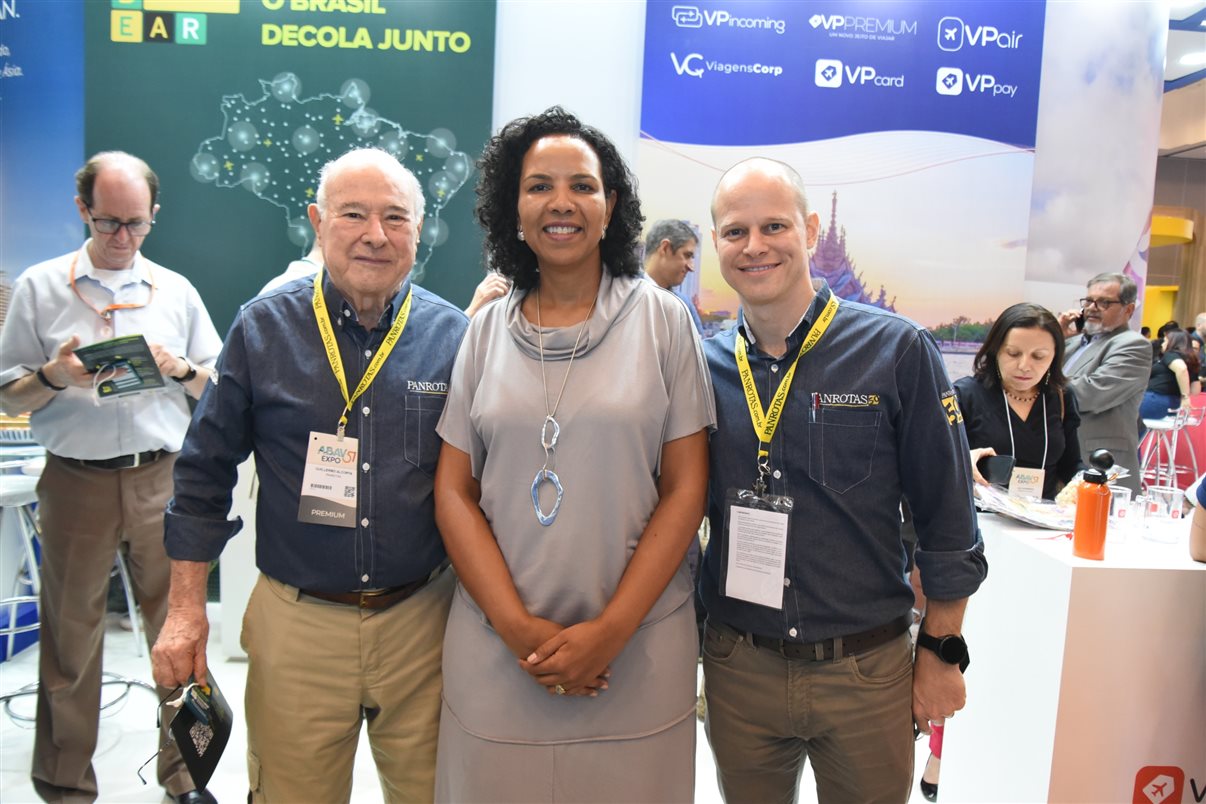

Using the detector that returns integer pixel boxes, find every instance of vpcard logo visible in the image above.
[937,15,1024,51]
[671,52,704,78]
[671,5,703,28]
[815,59,842,88]
[1134,766,1184,804]
[936,67,962,95]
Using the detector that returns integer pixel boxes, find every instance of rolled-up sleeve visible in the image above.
[895,330,988,600]
[165,310,253,561]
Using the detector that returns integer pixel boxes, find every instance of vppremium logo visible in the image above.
[808,12,916,39]
[673,5,786,34]
[671,5,703,28]
[938,15,1024,51]
[1134,766,1185,804]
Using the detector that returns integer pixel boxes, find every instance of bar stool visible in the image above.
[0,474,41,662]
[1140,406,1193,490]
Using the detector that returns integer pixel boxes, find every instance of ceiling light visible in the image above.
[1180,50,1206,66]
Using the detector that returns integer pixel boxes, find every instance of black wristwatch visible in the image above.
[917,626,970,673]
[172,357,197,384]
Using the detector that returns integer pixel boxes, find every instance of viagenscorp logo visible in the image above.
[673,5,785,34]
[935,67,1017,97]
[808,12,915,42]
[671,52,783,79]
[937,16,1024,51]
[815,58,903,89]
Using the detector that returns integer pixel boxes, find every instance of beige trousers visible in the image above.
[241,567,454,803]
[703,622,915,804]
[32,453,193,802]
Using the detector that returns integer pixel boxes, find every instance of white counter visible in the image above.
[940,513,1206,802]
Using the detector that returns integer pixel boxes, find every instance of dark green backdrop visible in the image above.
[85,0,496,332]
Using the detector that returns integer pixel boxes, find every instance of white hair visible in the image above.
[314,148,425,220]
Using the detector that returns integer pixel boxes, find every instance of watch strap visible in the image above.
[172,357,197,384]
[36,367,66,392]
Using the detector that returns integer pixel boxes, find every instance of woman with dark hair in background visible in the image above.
[919,302,1081,801]
[432,107,713,802]
[1140,328,1201,428]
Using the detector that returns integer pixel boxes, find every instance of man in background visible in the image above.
[1058,272,1150,492]
[0,151,221,803]
[643,218,704,334]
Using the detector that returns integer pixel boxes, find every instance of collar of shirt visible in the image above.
[737,279,831,353]
[325,274,411,333]
[71,240,153,288]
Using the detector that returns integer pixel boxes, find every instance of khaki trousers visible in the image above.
[703,622,915,804]
[32,453,193,803]
[241,566,454,803]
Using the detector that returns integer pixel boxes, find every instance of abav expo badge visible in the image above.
[297,432,357,527]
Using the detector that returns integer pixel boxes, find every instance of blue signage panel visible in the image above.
[642,0,1047,148]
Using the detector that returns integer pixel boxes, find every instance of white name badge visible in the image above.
[1008,466,1045,500]
[297,431,358,527]
[724,501,790,610]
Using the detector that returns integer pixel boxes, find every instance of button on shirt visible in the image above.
[165,275,468,593]
[0,243,222,460]
[700,281,987,642]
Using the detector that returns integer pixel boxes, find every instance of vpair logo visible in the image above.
[671,5,703,28]
[1134,767,1186,804]
[815,58,842,88]
[937,15,1024,52]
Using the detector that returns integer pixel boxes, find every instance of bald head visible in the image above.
[75,151,159,210]
[315,148,425,221]
[711,157,810,223]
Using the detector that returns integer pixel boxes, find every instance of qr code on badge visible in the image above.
[344,486,355,499]
[189,722,214,757]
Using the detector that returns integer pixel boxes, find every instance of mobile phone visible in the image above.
[1074,312,1085,332]
[977,454,1016,486]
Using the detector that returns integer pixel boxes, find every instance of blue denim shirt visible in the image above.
[165,274,468,592]
[700,281,986,641]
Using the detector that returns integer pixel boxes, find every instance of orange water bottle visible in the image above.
[1073,449,1113,560]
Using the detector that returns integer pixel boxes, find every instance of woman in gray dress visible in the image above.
[433,107,714,802]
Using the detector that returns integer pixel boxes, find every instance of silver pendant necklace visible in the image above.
[531,288,596,526]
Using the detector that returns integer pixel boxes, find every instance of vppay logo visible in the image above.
[671,5,703,28]
[1133,766,1184,804]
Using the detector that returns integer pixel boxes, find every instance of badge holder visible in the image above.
[719,457,795,609]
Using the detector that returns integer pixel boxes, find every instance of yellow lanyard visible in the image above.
[312,266,412,438]
[735,293,839,469]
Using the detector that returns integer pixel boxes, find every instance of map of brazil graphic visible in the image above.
[190,72,472,282]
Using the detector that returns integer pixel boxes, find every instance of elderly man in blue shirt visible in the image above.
[151,148,468,802]
[698,158,987,804]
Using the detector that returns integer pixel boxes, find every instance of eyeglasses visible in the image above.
[88,209,154,237]
[1079,297,1124,310]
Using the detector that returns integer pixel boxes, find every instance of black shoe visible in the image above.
[174,790,217,804]
[919,778,938,802]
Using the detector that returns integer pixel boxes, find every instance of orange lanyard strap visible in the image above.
[68,250,156,321]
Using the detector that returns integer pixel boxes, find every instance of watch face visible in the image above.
[938,635,968,664]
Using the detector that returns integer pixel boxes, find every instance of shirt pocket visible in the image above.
[807,407,881,493]
[404,392,446,476]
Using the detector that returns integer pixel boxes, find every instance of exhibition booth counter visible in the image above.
[941,513,1205,803]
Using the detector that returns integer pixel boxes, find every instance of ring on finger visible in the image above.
[555,684,566,696]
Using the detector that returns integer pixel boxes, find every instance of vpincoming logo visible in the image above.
[671,5,703,28]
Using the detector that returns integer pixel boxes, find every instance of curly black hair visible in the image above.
[475,106,644,291]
